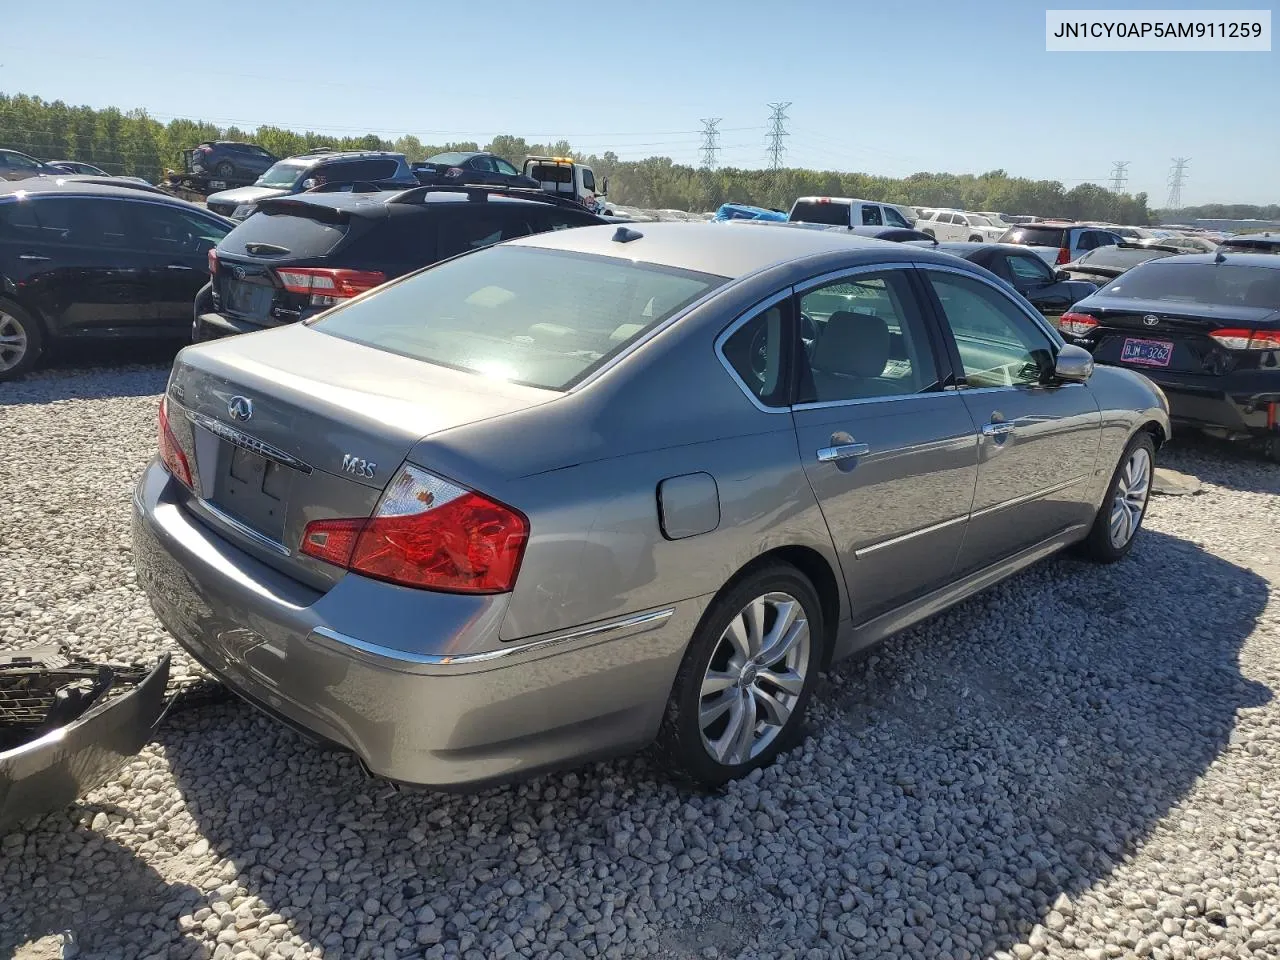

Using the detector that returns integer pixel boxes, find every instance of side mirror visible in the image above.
[1053,343,1094,383]
[301,178,318,190]
[1054,269,1070,281]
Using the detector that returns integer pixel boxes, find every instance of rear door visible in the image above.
[126,200,230,327]
[920,266,1101,573]
[790,265,978,623]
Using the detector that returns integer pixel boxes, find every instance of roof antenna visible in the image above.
[612,226,643,243]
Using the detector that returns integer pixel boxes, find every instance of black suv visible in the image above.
[186,141,280,182]
[195,186,606,341]
[205,150,420,220]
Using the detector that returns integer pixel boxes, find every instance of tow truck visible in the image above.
[522,156,613,216]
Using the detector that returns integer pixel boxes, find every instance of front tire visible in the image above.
[1080,432,1155,562]
[656,563,824,786]
[0,299,45,382]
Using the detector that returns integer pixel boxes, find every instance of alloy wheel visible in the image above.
[1109,446,1152,548]
[698,591,811,765]
[0,311,28,372]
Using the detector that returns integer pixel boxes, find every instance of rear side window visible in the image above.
[0,199,42,238]
[317,159,400,184]
[220,207,349,258]
[18,197,130,247]
[1105,262,1280,308]
[722,303,789,407]
[861,205,883,226]
[790,201,852,226]
[311,245,724,390]
[435,208,536,259]
[1001,226,1066,248]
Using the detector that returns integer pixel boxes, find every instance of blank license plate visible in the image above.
[1120,338,1173,367]
[228,283,270,314]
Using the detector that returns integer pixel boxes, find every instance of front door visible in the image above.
[919,267,1102,575]
[790,266,978,624]
[125,201,229,329]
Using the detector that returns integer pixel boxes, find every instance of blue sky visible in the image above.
[3,0,1275,204]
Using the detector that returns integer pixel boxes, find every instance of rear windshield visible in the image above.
[527,164,573,184]
[218,205,348,258]
[311,245,725,390]
[1104,262,1280,309]
[789,201,852,226]
[1077,247,1169,269]
[255,161,309,188]
[1000,226,1067,247]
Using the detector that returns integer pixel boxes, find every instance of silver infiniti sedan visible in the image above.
[132,222,1170,788]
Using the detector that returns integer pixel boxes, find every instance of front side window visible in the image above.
[312,245,724,390]
[2,151,42,171]
[861,205,883,226]
[495,159,519,176]
[581,169,596,191]
[130,203,229,253]
[1007,255,1054,284]
[884,207,911,228]
[722,302,789,407]
[797,270,939,403]
[926,270,1056,388]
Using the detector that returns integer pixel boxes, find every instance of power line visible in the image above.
[766,102,792,170]
[1109,160,1130,193]
[1167,157,1190,211]
[699,118,721,170]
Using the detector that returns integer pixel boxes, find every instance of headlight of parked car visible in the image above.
[232,204,256,219]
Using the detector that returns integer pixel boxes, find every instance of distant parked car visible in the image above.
[1137,235,1219,254]
[1218,232,1280,255]
[194,185,605,341]
[1061,243,1185,285]
[1002,214,1042,225]
[788,196,915,229]
[412,152,541,190]
[998,222,1125,265]
[205,151,421,220]
[0,149,60,181]
[0,178,232,380]
[44,159,111,176]
[186,141,279,183]
[916,210,1006,243]
[134,222,1169,792]
[1061,253,1280,458]
[933,242,1097,321]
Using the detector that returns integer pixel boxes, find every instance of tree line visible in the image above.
[5,91,1267,226]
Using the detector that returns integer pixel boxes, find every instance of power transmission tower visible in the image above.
[1108,160,1130,193]
[699,118,722,169]
[1166,157,1190,213]
[766,102,792,170]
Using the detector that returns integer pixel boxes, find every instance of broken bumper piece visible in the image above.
[0,646,171,833]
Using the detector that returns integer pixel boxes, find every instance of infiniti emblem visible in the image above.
[233,265,246,280]
[1143,315,1160,327]
[227,396,253,422]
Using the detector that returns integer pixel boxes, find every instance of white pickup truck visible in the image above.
[788,196,915,230]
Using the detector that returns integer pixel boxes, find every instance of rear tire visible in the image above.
[0,299,45,382]
[1080,432,1155,563]
[214,161,235,178]
[655,563,824,786]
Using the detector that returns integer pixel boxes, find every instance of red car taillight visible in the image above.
[275,267,386,307]
[207,247,218,276]
[1059,312,1099,336]
[1209,328,1280,350]
[157,396,192,488]
[1056,247,1071,265]
[300,465,529,594]
[197,146,213,155]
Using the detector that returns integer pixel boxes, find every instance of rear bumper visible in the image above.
[131,461,703,789]
[1106,366,1280,436]
[193,311,277,342]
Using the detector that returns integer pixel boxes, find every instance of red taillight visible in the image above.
[300,465,529,594]
[275,267,386,301]
[207,247,218,276]
[197,146,212,154]
[157,396,192,488]
[1056,247,1071,265]
[1059,312,1099,336]
[1209,328,1280,351]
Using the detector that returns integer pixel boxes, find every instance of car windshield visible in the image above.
[789,201,852,226]
[1104,262,1280,308]
[254,161,309,188]
[311,245,726,390]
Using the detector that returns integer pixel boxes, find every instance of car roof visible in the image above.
[1137,252,1280,269]
[261,188,585,218]
[0,176,197,205]
[508,221,966,279]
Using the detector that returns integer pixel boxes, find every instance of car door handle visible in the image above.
[981,422,1015,437]
[17,253,51,262]
[816,442,870,463]
[166,263,195,271]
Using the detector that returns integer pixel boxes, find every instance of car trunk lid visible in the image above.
[166,323,557,587]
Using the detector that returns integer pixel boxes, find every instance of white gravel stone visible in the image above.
[3,362,1280,960]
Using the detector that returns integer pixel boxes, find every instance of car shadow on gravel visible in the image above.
[4,344,175,406]
[44,527,1269,960]
[1158,434,1280,496]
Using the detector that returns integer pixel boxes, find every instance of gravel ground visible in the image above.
[2,360,1279,960]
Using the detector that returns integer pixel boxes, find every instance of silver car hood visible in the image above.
[205,185,289,206]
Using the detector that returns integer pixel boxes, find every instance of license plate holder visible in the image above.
[228,282,270,315]
[211,445,290,543]
[1120,337,1174,367]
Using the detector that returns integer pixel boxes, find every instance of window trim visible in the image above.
[713,289,795,415]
